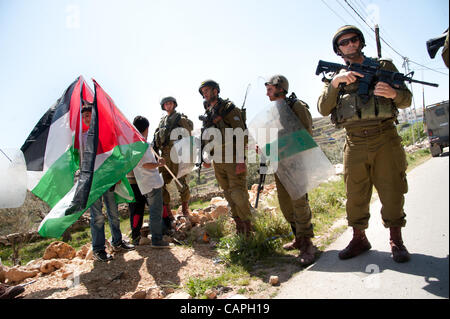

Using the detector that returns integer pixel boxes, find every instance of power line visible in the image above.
[342,0,447,76]
[407,59,449,76]
[351,0,367,16]
[320,0,347,24]
[333,0,384,55]
[349,0,398,46]
[336,0,374,39]
[323,0,396,62]
[343,0,406,59]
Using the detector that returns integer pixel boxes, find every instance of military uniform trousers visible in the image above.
[212,162,252,221]
[343,127,408,230]
[274,174,314,238]
[160,149,190,205]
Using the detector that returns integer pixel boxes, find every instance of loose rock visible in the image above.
[43,241,76,260]
[40,259,64,274]
[5,266,39,283]
[269,275,279,286]
[205,288,217,299]
[165,291,192,299]
[132,290,147,299]
[146,287,165,299]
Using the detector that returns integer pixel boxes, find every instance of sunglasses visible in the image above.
[338,35,360,47]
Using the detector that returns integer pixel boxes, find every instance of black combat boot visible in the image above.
[297,237,317,266]
[390,227,410,263]
[233,217,245,234]
[339,228,372,260]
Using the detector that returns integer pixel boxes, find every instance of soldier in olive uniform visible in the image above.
[317,25,412,263]
[153,96,193,218]
[442,30,449,68]
[198,80,253,235]
[265,75,317,266]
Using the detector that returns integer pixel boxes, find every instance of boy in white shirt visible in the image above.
[132,116,172,248]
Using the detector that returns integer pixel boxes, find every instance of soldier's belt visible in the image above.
[347,124,395,138]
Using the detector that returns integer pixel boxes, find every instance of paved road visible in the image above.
[276,153,449,299]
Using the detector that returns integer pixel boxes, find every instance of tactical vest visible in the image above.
[201,98,241,158]
[330,58,399,127]
[208,98,237,130]
[155,112,191,147]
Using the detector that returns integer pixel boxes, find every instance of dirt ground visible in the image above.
[19,243,298,299]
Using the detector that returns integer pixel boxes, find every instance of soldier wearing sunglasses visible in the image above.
[317,25,412,263]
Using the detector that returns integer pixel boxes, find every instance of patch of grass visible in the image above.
[237,288,247,294]
[212,177,348,270]
[406,148,431,170]
[309,178,347,236]
[215,210,291,268]
[204,216,233,240]
[185,264,248,298]
[398,122,427,146]
[186,276,223,299]
[189,199,211,210]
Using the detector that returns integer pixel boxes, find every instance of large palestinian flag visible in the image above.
[21,76,148,238]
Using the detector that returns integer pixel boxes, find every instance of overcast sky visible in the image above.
[0,0,448,149]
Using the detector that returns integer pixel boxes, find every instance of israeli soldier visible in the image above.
[153,96,193,218]
[442,30,449,68]
[198,80,253,235]
[317,25,412,263]
[265,75,317,266]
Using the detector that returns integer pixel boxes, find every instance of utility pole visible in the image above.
[375,25,382,59]
[402,57,418,144]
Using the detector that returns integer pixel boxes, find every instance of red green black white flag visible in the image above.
[21,76,147,238]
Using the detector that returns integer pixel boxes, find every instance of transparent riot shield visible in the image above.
[0,148,27,208]
[170,136,199,178]
[248,100,335,200]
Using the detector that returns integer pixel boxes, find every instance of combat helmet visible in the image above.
[199,80,220,96]
[332,25,366,55]
[265,75,289,93]
[160,96,177,110]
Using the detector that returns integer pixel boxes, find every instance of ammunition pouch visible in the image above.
[155,113,183,147]
[332,92,398,127]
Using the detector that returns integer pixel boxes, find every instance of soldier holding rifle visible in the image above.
[317,25,413,263]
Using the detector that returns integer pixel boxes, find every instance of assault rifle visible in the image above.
[196,111,215,183]
[426,31,448,59]
[254,160,266,209]
[315,59,439,104]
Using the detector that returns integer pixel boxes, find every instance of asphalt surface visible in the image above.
[276,152,449,299]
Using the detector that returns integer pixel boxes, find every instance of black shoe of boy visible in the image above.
[112,240,135,252]
[93,250,113,262]
[132,236,141,246]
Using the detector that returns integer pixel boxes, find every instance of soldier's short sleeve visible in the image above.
[224,107,246,130]
[379,60,412,109]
